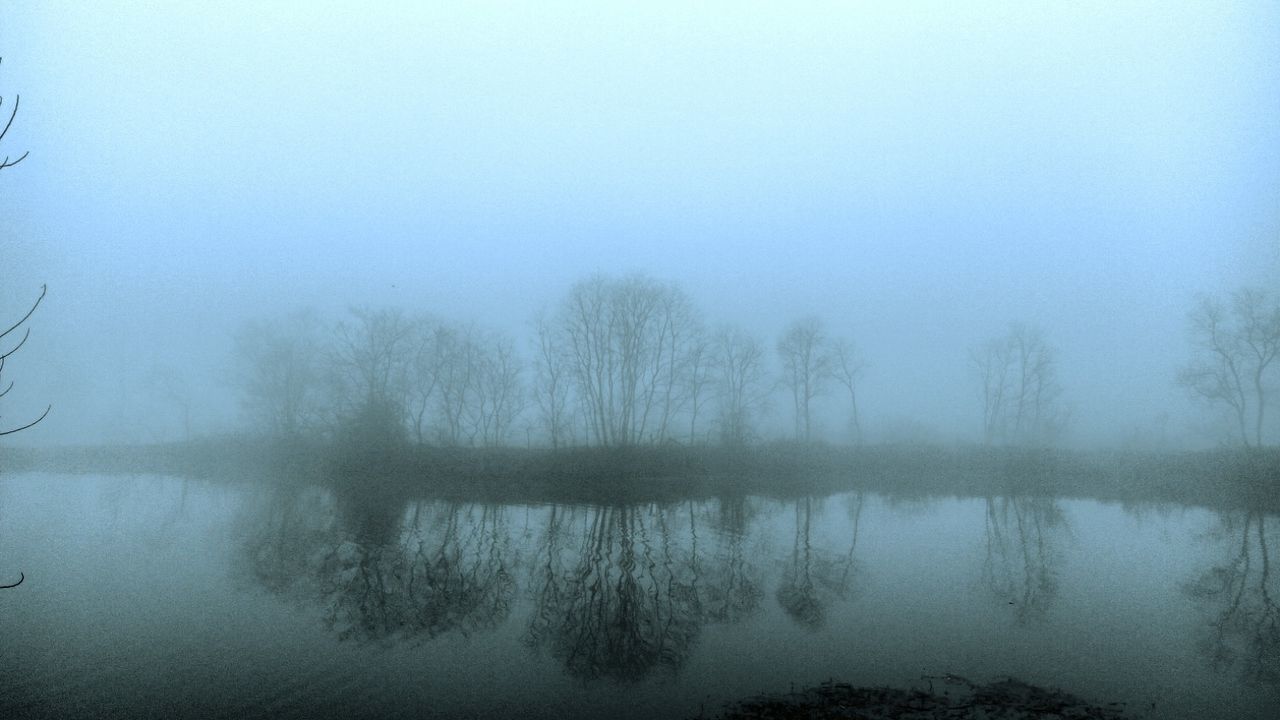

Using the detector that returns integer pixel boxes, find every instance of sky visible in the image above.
[1,1,1278,446]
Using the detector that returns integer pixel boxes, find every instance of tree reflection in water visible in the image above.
[523,504,703,681]
[775,494,865,630]
[1184,511,1279,684]
[701,496,764,624]
[981,495,1065,623]
[242,486,516,643]
[245,491,893,679]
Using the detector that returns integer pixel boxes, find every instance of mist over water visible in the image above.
[1,473,1277,719]
[3,2,1280,718]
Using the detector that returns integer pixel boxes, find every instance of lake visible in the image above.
[1,472,1277,718]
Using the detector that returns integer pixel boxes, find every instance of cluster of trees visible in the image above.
[231,275,1278,451]
[1178,288,1280,448]
[234,308,526,448]
[233,274,868,449]
[969,324,1066,446]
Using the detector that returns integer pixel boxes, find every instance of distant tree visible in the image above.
[557,273,701,446]
[465,331,524,447]
[713,324,769,445]
[1178,289,1280,447]
[0,285,49,437]
[532,313,571,447]
[405,316,442,445]
[971,335,1011,445]
[830,337,868,445]
[233,310,324,438]
[327,307,417,445]
[777,316,832,442]
[682,329,714,444]
[430,323,479,446]
[970,323,1064,445]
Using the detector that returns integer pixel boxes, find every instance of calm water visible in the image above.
[1,472,1277,719]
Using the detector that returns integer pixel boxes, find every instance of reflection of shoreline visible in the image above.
[1185,511,1280,684]
[19,442,1280,512]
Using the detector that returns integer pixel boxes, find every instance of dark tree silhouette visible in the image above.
[1178,290,1280,447]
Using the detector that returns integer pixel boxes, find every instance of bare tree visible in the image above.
[713,324,769,445]
[466,332,524,447]
[971,336,1012,445]
[682,330,714,444]
[830,337,868,445]
[0,285,50,436]
[557,274,700,446]
[971,323,1064,445]
[432,323,479,446]
[234,310,324,438]
[777,316,832,442]
[327,307,417,444]
[1179,289,1280,447]
[405,316,442,445]
[532,314,571,448]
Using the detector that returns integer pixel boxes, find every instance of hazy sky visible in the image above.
[2,1,1278,445]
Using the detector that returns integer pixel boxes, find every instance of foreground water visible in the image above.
[0,472,1276,719]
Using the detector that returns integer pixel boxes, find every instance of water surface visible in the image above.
[1,473,1276,718]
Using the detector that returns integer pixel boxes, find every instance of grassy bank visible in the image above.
[5,438,1278,512]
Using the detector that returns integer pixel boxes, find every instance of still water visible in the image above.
[1,472,1277,719]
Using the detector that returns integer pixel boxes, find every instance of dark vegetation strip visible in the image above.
[5,439,1278,513]
[699,676,1132,719]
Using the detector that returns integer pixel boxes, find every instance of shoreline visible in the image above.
[3,440,1277,512]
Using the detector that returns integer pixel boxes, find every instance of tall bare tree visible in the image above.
[532,314,571,447]
[557,273,700,446]
[405,316,443,445]
[971,323,1064,445]
[830,337,868,445]
[466,332,524,447]
[777,316,832,442]
[327,307,417,444]
[431,323,479,446]
[1179,289,1280,447]
[713,324,769,445]
[682,330,714,444]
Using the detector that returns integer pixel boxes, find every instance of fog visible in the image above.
[2,5,1280,718]
[1,1,1276,449]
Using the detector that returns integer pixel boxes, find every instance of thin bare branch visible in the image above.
[0,284,46,342]
[0,403,51,436]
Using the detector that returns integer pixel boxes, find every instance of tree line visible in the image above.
[232,273,870,449]
[231,274,1279,450]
